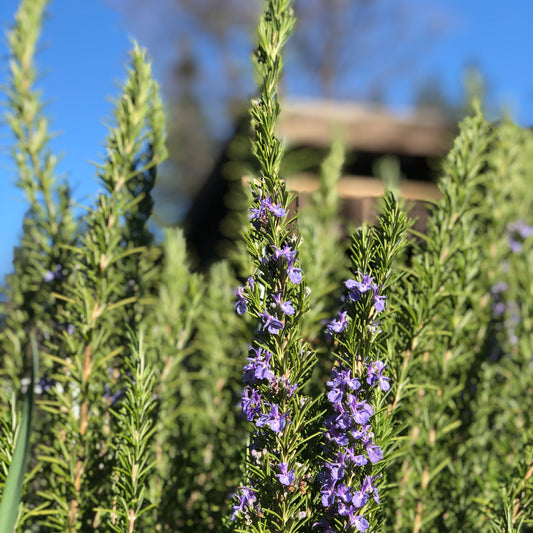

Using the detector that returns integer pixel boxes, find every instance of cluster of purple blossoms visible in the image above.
[317,271,390,532]
[316,364,388,531]
[240,345,297,433]
[249,195,287,228]
[326,272,386,336]
[489,281,521,358]
[234,246,302,337]
[233,338,299,520]
[232,194,305,522]
[231,486,259,522]
[270,244,303,285]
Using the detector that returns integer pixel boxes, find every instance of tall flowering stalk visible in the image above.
[231,1,321,531]
[315,193,408,532]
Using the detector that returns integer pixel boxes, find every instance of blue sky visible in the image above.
[1,0,532,282]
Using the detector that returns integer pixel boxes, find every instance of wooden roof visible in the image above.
[277,98,456,156]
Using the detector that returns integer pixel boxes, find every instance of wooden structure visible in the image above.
[185,99,457,265]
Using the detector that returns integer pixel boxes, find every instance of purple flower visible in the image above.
[327,387,344,404]
[44,264,63,282]
[345,394,374,425]
[235,286,248,315]
[268,201,287,218]
[37,374,54,393]
[277,375,298,397]
[366,443,383,464]
[338,503,369,531]
[352,489,368,509]
[351,424,372,443]
[491,281,508,294]
[373,288,387,313]
[345,280,361,302]
[260,311,284,334]
[273,292,295,315]
[346,273,374,294]
[276,462,296,486]
[361,474,380,504]
[103,384,125,405]
[256,403,287,433]
[508,220,533,239]
[366,360,390,392]
[327,368,361,392]
[324,425,349,447]
[249,196,287,226]
[326,310,349,334]
[353,515,370,532]
[243,347,275,384]
[345,445,368,466]
[327,452,347,480]
[231,486,257,521]
[335,483,353,503]
[287,265,302,284]
[507,220,533,253]
[320,482,336,507]
[241,387,262,421]
[272,244,297,264]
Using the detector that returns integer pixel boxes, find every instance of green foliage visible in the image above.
[107,334,157,531]
[0,1,532,532]
[299,140,349,340]
[0,0,75,391]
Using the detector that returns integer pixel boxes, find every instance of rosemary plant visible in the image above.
[0,0,75,391]
[230,1,322,531]
[386,106,495,532]
[314,193,409,532]
[0,1,532,532]
[36,44,166,531]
